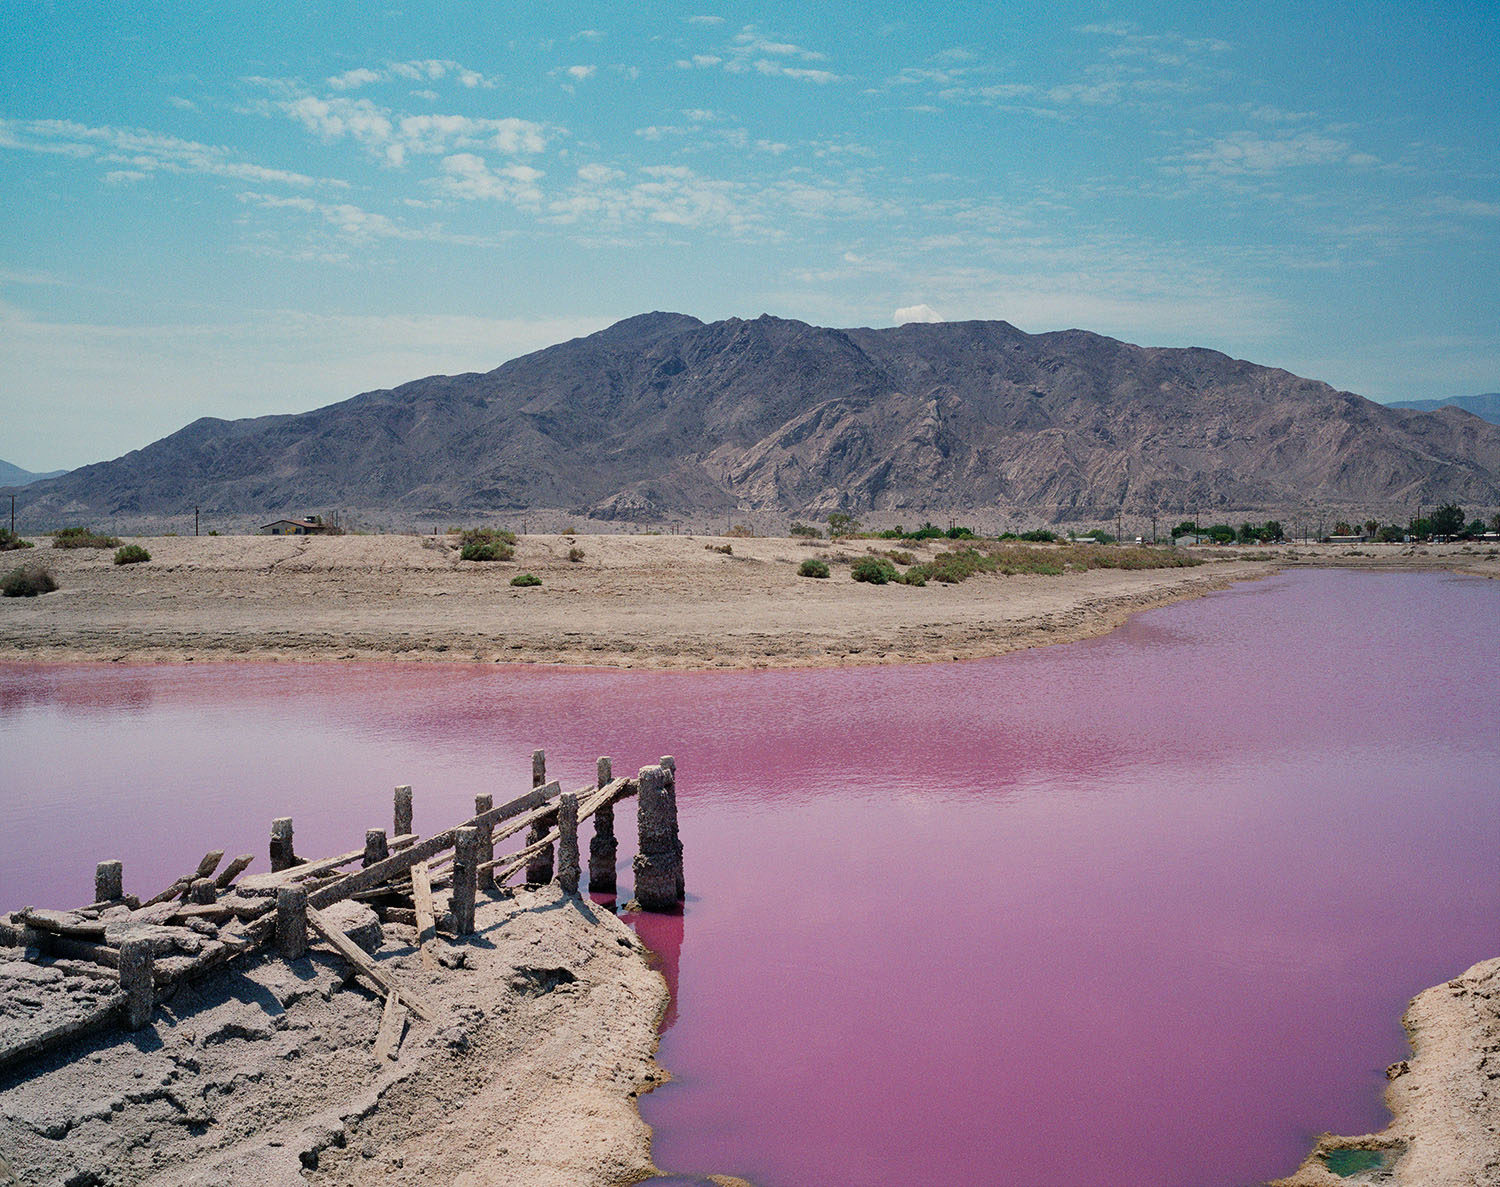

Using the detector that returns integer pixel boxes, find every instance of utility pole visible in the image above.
[1151,513,1157,543]
[195,507,199,537]
[9,495,13,537]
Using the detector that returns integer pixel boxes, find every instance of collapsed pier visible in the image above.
[0,750,685,1074]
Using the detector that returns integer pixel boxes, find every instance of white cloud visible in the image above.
[103,169,148,185]
[0,117,339,188]
[686,14,725,24]
[681,25,844,83]
[1168,130,1376,176]
[574,28,605,40]
[327,67,383,91]
[566,65,596,80]
[894,304,943,324]
[435,154,544,205]
[275,95,547,166]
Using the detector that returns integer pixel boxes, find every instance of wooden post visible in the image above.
[633,765,682,912]
[95,860,123,904]
[364,829,389,868]
[589,757,617,895]
[394,785,413,837]
[532,748,546,789]
[451,827,479,936]
[270,817,296,872]
[661,755,684,901]
[190,878,217,905]
[214,854,254,890]
[276,885,308,959]
[119,940,154,1030]
[524,787,555,885]
[474,794,494,871]
[556,793,581,896]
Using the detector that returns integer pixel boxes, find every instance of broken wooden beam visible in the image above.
[214,854,255,889]
[306,906,437,1022]
[373,990,406,1062]
[410,862,437,971]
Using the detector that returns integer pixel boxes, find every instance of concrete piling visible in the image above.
[589,757,617,895]
[276,886,308,960]
[269,818,296,872]
[119,940,154,1030]
[394,785,413,837]
[660,755,684,901]
[451,827,479,935]
[556,793,581,897]
[633,765,683,912]
[364,829,389,868]
[189,878,217,906]
[95,860,123,904]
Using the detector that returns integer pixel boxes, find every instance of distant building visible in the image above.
[260,515,334,536]
[1325,534,1368,544]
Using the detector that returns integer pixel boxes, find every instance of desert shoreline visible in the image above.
[8,531,1493,671]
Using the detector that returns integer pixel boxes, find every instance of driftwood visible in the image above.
[306,907,437,1022]
[17,909,107,941]
[237,847,365,894]
[214,854,255,889]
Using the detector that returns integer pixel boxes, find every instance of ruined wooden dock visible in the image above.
[0,750,684,1074]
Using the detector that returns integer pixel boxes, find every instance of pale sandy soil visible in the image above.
[1273,956,1500,1186]
[0,886,682,1187]
[0,531,1291,668]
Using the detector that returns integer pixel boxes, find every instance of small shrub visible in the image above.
[725,524,753,538]
[706,543,733,555]
[902,570,927,587]
[113,544,151,566]
[0,528,33,551]
[52,526,120,549]
[851,555,900,584]
[789,522,822,538]
[458,526,516,561]
[567,547,585,563]
[1018,529,1056,543]
[2,564,57,597]
[879,549,915,565]
[207,530,220,536]
[798,558,830,579]
[510,572,541,587]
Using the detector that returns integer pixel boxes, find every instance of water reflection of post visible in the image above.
[630,909,686,1035]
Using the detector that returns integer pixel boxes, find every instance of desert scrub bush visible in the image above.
[1017,529,1057,543]
[798,558,830,578]
[1067,544,1199,571]
[0,528,33,551]
[851,555,900,584]
[2,564,57,597]
[458,526,516,557]
[902,570,927,586]
[789,522,822,538]
[113,544,150,566]
[510,572,541,587]
[567,547,585,562]
[461,542,504,562]
[726,524,754,538]
[878,549,915,565]
[52,526,120,549]
[706,543,733,555]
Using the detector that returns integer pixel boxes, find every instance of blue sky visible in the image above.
[2,1,1496,470]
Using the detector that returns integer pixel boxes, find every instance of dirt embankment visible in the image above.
[0,886,674,1187]
[1274,956,1500,1186]
[0,532,1296,668]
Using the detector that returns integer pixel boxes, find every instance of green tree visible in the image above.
[827,512,860,536]
[1430,503,1465,538]
[1263,521,1284,542]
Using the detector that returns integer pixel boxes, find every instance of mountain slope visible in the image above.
[0,460,68,487]
[11,313,1500,524]
[1387,393,1500,425]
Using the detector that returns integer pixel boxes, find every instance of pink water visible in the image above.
[2,569,1497,1186]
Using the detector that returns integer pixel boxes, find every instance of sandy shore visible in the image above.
[0,531,1296,668]
[1273,956,1500,1185]
[0,886,679,1187]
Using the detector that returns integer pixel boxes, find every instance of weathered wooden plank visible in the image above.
[410,862,437,971]
[193,850,225,881]
[17,909,107,941]
[306,783,559,912]
[486,779,631,883]
[237,848,365,893]
[306,907,437,1022]
[373,990,406,1062]
[214,854,255,889]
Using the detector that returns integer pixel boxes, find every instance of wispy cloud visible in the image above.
[433,154,544,205]
[1165,129,1378,177]
[0,117,340,188]
[678,24,844,84]
[326,59,498,91]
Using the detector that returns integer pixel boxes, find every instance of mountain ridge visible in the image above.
[1387,393,1500,425]
[9,313,1500,527]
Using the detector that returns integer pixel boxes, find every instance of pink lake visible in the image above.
[1,568,1497,1186]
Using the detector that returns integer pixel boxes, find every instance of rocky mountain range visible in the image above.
[10,312,1500,528]
[1387,392,1500,425]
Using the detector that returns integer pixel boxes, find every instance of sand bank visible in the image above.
[0,531,1292,668]
[1274,956,1500,1185]
[0,886,675,1187]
